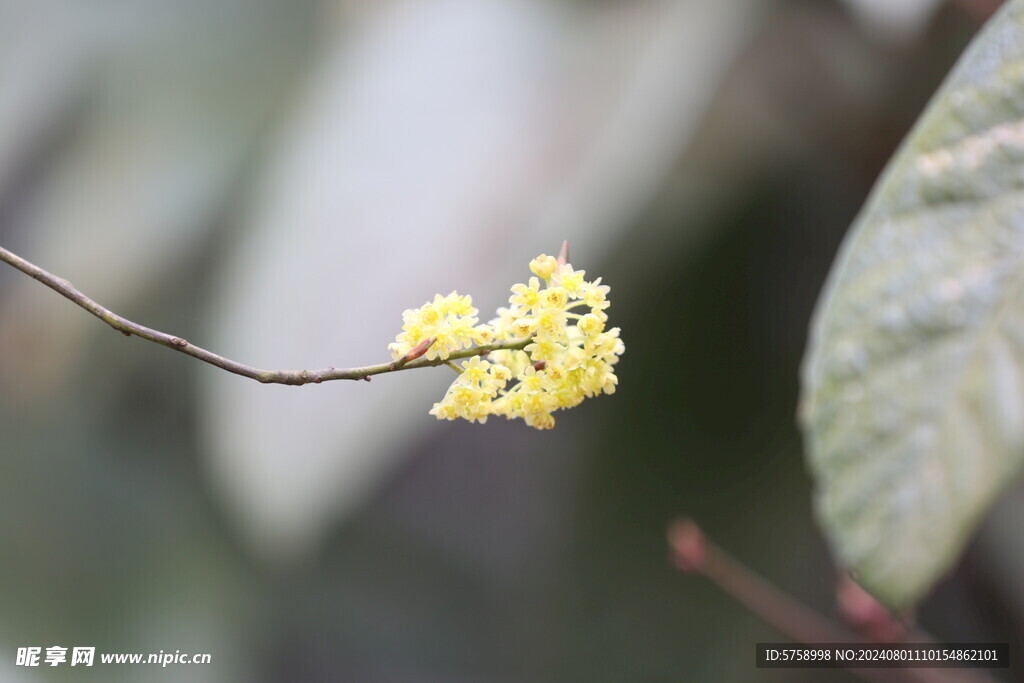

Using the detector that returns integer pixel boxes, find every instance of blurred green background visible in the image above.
[0,0,1018,681]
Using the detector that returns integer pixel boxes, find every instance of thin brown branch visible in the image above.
[0,245,528,385]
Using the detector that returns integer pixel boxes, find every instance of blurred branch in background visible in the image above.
[668,520,994,683]
[951,0,1005,21]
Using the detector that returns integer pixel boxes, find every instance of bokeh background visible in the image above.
[0,0,1019,681]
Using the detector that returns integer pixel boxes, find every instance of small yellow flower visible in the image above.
[577,313,605,336]
[563,346,586,370]
[472,324,496,346]
[461,356,491,383]
[585,328,625,362]
[581,278,611,310]
[517,365,545,393]
[534,309,567,341]
[511,317,535,338]
[489,307,518,339]
[553,265,586,295]
[529,254,558,280]
[509,277,543,310]
[524,338,565,362]
[539,286,568,311]
[545,364,566,382]
[527,411,555,430]
[490,363,513,383]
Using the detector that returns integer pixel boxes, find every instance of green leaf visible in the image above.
[800,0,1024,609]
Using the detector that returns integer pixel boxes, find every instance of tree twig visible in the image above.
[0,245,529,386]
[668,519,993,683]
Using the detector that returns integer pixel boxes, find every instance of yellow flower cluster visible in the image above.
[388,291,492,361]
[391,253,624,430]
